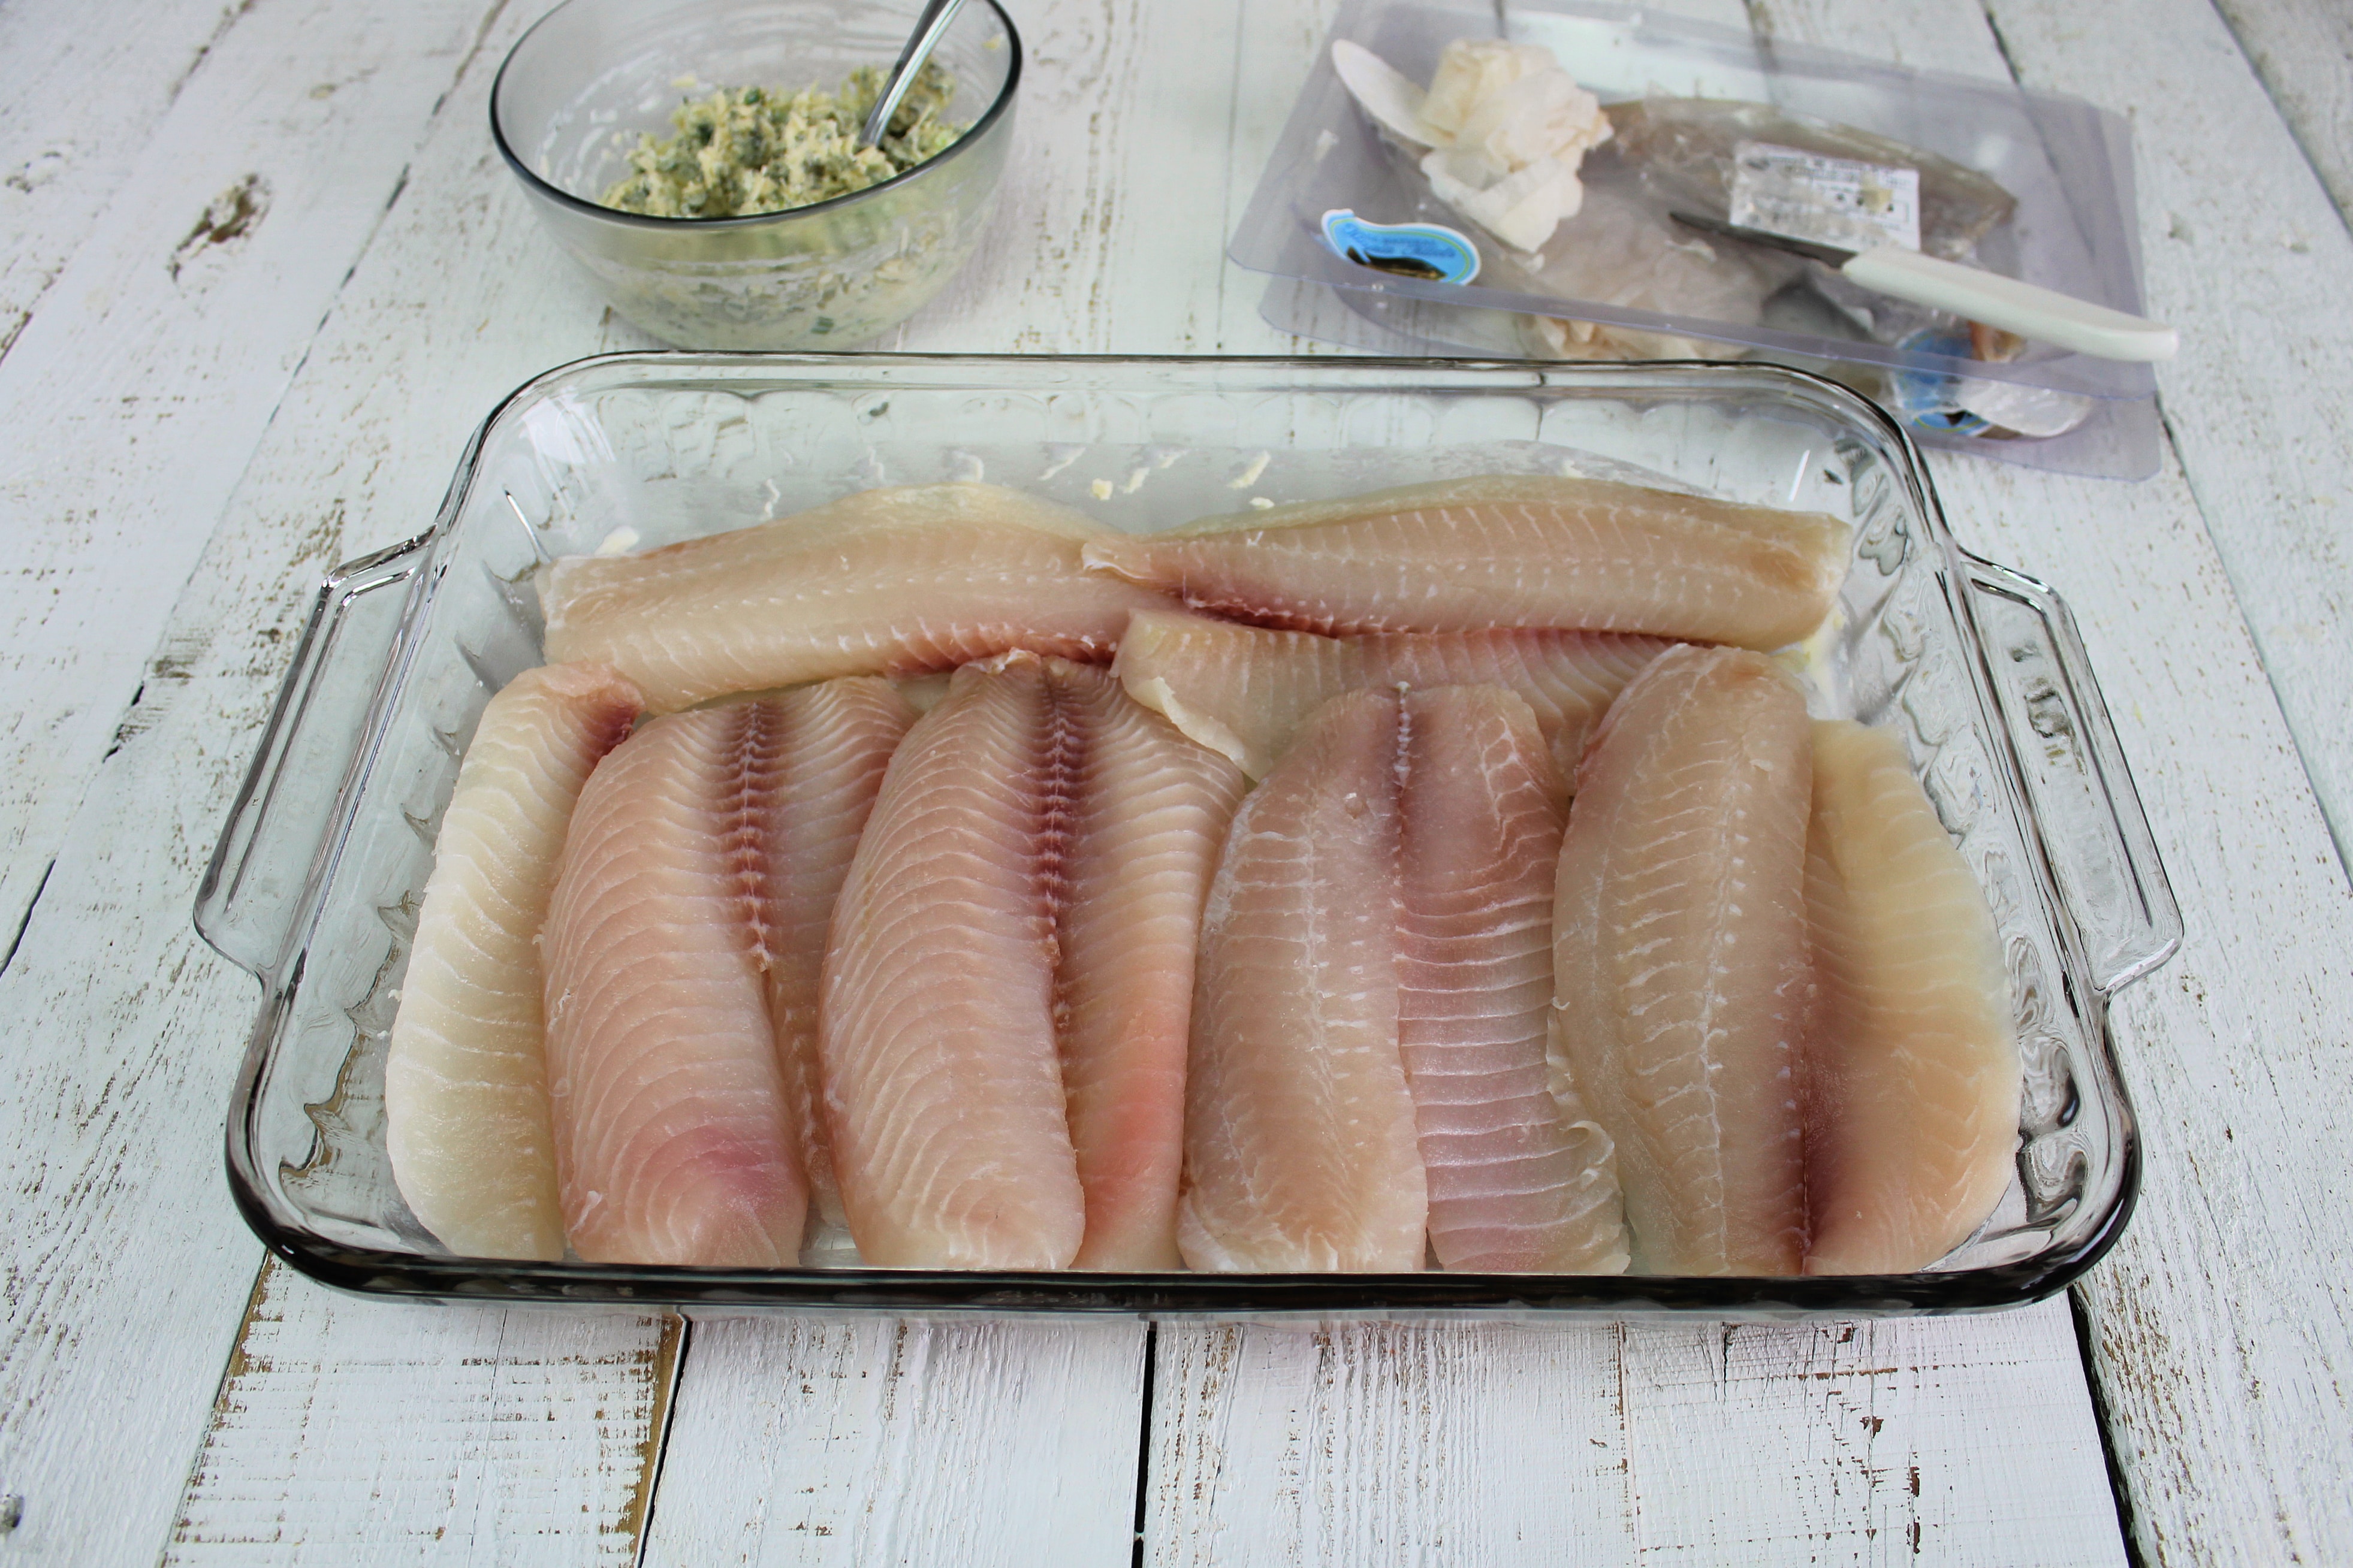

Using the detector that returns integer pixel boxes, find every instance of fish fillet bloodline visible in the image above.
[1552,644,1813,1276]
[1802,720,2022,1276]
[542,700,809,1267]
[385,662,641,1261]
[539,482,1175,713]
[1082,474,1851,651]
[822,653,1244,1270]
[1112,607,1670,782]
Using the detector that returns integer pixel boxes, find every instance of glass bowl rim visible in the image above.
[488,0,1024,232]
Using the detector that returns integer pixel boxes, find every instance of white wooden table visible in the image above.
[1,0,2346,1560]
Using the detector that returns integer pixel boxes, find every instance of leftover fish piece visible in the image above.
[1178,690,1427,1272]
[822,654,1244,1270]
[1802,720,2022,1275]
[1111,607,1667,782]
[539,482,1172,712]
[1082,474,1851,652]
[1552,645,1812,1276]
[1399,685,1627,1273]
[542,700,810,1267]
[601,67,964,219]
[385,663,642,1261]
[1504,185,1782,361]
[1332,38,1613,252]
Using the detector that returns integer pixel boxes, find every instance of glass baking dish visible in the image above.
[194,353,2179,1318]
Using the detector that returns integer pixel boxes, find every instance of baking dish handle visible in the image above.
[195,537,431,978]
[1962,553,2182,995]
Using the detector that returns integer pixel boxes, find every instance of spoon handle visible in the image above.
[859,0,970,149]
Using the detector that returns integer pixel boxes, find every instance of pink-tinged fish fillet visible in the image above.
[1113,608,1670,782]
[1178,690,1428,1272]
[1552,645,1812,1276]
[823,653,1242,1268]
[385,664,641,1260]
[1398,686,1627,1273]
[543,704,807,1265]
[1802,720,2021,1275]
[541,484,1175,712]
[1055,672,1248,1268]
[1082,475,1851,651]
[753,679,919,1243]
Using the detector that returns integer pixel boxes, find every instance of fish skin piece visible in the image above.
[1178,690,1428,1273]
[820,655,1088,1268]
[1056,666,1248,1269]
[1801,720,2021,1276]
[1112,607,1670,782]
[1399,685,1627,1273]
[541,483,1174,712]
[1552,644,1812,1276]
[543,703,808,1267]
[385,663,641,1261]
[755,679,920,1246]
[1081,474,1850,652]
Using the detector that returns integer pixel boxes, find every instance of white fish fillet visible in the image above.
[1552,645,1812,1275]
[1178,690,1428,1272]
[385,663,641,1260]
[1055,669,1248,1268]
[1802,720,2021,1275]
[542,703,807,1266]
[823,654,1238,1268]
[1113,608,1669,782]
[754,679,918,1243]
[1082,475,1850,651]
[541,483,1173,712]
[1398,685,1626,1273]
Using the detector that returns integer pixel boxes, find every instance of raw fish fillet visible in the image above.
[1551,645,1812,1275]
[542,702,807,1265]
[1802,720,2020,1274]
[754,679,919,1241]
[385,663,641,1260]
[541,484,1174,712]
[1112,607,1668,781]
[1055,669,1248,1268]
[1178,690,1428,1272]
[822,653,1242,1268]
[1082,475,1849,652]
[1398,686,1626,1273]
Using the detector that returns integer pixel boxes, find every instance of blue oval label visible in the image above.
[1321,209,1480,285]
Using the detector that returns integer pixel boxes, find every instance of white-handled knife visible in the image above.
[1670,211,2177,362]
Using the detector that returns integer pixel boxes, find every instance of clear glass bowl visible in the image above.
[195,354,2180,1319]
[490,0,1020,349]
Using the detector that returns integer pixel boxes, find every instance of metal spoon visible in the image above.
[858,0,969,149]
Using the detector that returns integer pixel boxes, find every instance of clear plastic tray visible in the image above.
[1230,0,2165,478]
[195,353,2180,1318]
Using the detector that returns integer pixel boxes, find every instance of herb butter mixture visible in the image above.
[601,65,964,219]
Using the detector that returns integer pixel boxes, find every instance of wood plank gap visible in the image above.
[2071,1287,2149,1568]
[1130,1322,1159,1568]
[626,1313,690,1568]
[0,858,52,980]
[161,1257,279,1559]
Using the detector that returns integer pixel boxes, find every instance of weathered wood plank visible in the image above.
[0,0,250,356]
[1146,1304,2122,1567]
[2210,0,2353,229]
[165,1263,679,1566]
[0,0,508,949]
[1981,0,2353,872]
[642,1316,1145,1566]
